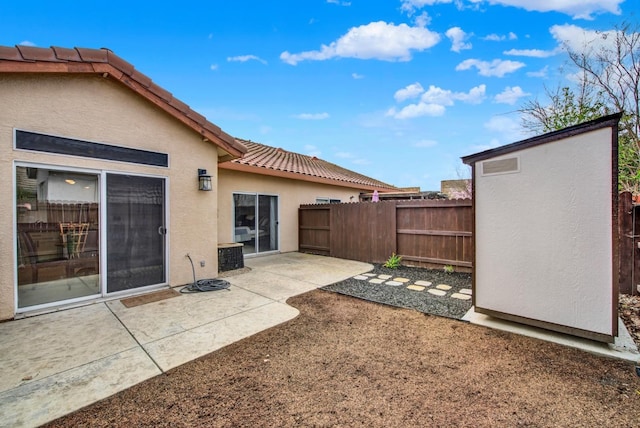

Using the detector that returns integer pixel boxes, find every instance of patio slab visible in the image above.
[0,253,373,428]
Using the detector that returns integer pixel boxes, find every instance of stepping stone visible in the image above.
[378,274,392,280]
[393,277,410,283]
[369,278,385,284]
[451,293,472,300]
[353,275,369,280]
[460,288,472,295]
[363,273,377,277]
[385,281,403,286]
[427,289,447,296]
[407,285,425,291]
[414,280,432,287]
[436,284,452,291]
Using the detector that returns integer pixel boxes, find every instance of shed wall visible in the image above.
[474,127,613,337]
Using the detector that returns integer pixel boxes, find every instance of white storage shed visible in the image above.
[462,113,622,343]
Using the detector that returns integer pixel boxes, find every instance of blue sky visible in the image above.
[2,0,637,190]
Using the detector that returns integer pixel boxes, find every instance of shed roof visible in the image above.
[0,45,247,160]
[220,138,397,191]
[461,112,623,165]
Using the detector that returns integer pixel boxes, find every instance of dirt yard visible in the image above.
[47,289,640,428]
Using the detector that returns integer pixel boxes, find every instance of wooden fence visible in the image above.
[299,199,473,271]
[619,191,640,295]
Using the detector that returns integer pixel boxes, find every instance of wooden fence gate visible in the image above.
[298,199,473,271]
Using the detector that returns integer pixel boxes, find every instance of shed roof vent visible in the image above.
[481,157,519,176]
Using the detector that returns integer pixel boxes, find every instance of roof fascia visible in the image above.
[461,112,623,165]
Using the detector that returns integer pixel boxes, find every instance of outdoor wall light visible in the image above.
[198,169,212,191]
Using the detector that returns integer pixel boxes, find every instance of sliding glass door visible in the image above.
[16,166,100,308]
[106,174,166,293]
[233,193,278,254]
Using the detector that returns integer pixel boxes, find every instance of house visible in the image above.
[0,45,247,320]
[0,45,397,320]
[462,113,622,342]
[217,139,397,256]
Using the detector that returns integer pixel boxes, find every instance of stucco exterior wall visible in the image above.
[474,127,613,337]
[0,74,221,320]
[218,169,361,253]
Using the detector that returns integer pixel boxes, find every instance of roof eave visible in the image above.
[219,161,396,191]
[0,47,248,160]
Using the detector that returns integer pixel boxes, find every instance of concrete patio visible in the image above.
[0,252,373,428]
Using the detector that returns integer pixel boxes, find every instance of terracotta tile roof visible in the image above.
[0,45,247,160]
[222,139,397,191]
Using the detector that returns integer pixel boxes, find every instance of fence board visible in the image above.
[299,199,472,270]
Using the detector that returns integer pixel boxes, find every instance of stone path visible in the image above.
[352,273,472,300]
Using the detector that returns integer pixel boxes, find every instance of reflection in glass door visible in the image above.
[106,174,166,293]
[233,193,278,254]
[16,166,100,309]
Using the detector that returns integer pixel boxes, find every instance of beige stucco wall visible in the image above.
[474,127,613,337]
[0,74,222,320]
[218,169,362,252]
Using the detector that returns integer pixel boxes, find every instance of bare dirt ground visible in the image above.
[47,286,640,427]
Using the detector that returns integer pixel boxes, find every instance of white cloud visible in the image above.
[414,12,432,27]
[526,65,548,78]
[292,113,330,120]
[386,103,446,119]
[504,47,558,58]
[210,64,219,71]
[305,145,322,157]
[421,85,455,106]
[494,86,531,104]
[445,27,472,52]
[227,55,267,65]
[401,0,455,14]
[484,34,504,42]
[414,139,438,148]
[453,84,486,104]
[388,84,486,119]
[18,40,36,46]
[352,72,364,79]
[327,0,351,5]
[394,82,425,102]
[483,32,517,42]
[550,24,619,54]
[455,58,525,77]
[280,21,440,65]
[484,115,528,143]
[480,0,622,20]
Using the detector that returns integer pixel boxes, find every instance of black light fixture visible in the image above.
[198,169,212,191]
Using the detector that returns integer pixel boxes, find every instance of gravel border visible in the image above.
[322,263,473,319]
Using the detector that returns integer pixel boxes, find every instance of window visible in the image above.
[315,198,341,204]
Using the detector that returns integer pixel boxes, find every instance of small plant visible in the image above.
[443,265,454,274]
[384,253,402,269]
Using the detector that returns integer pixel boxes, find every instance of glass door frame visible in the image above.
[103,172,169,296]
[14,162,170,313]
[232,192,280,256]
[14,161,103,313]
